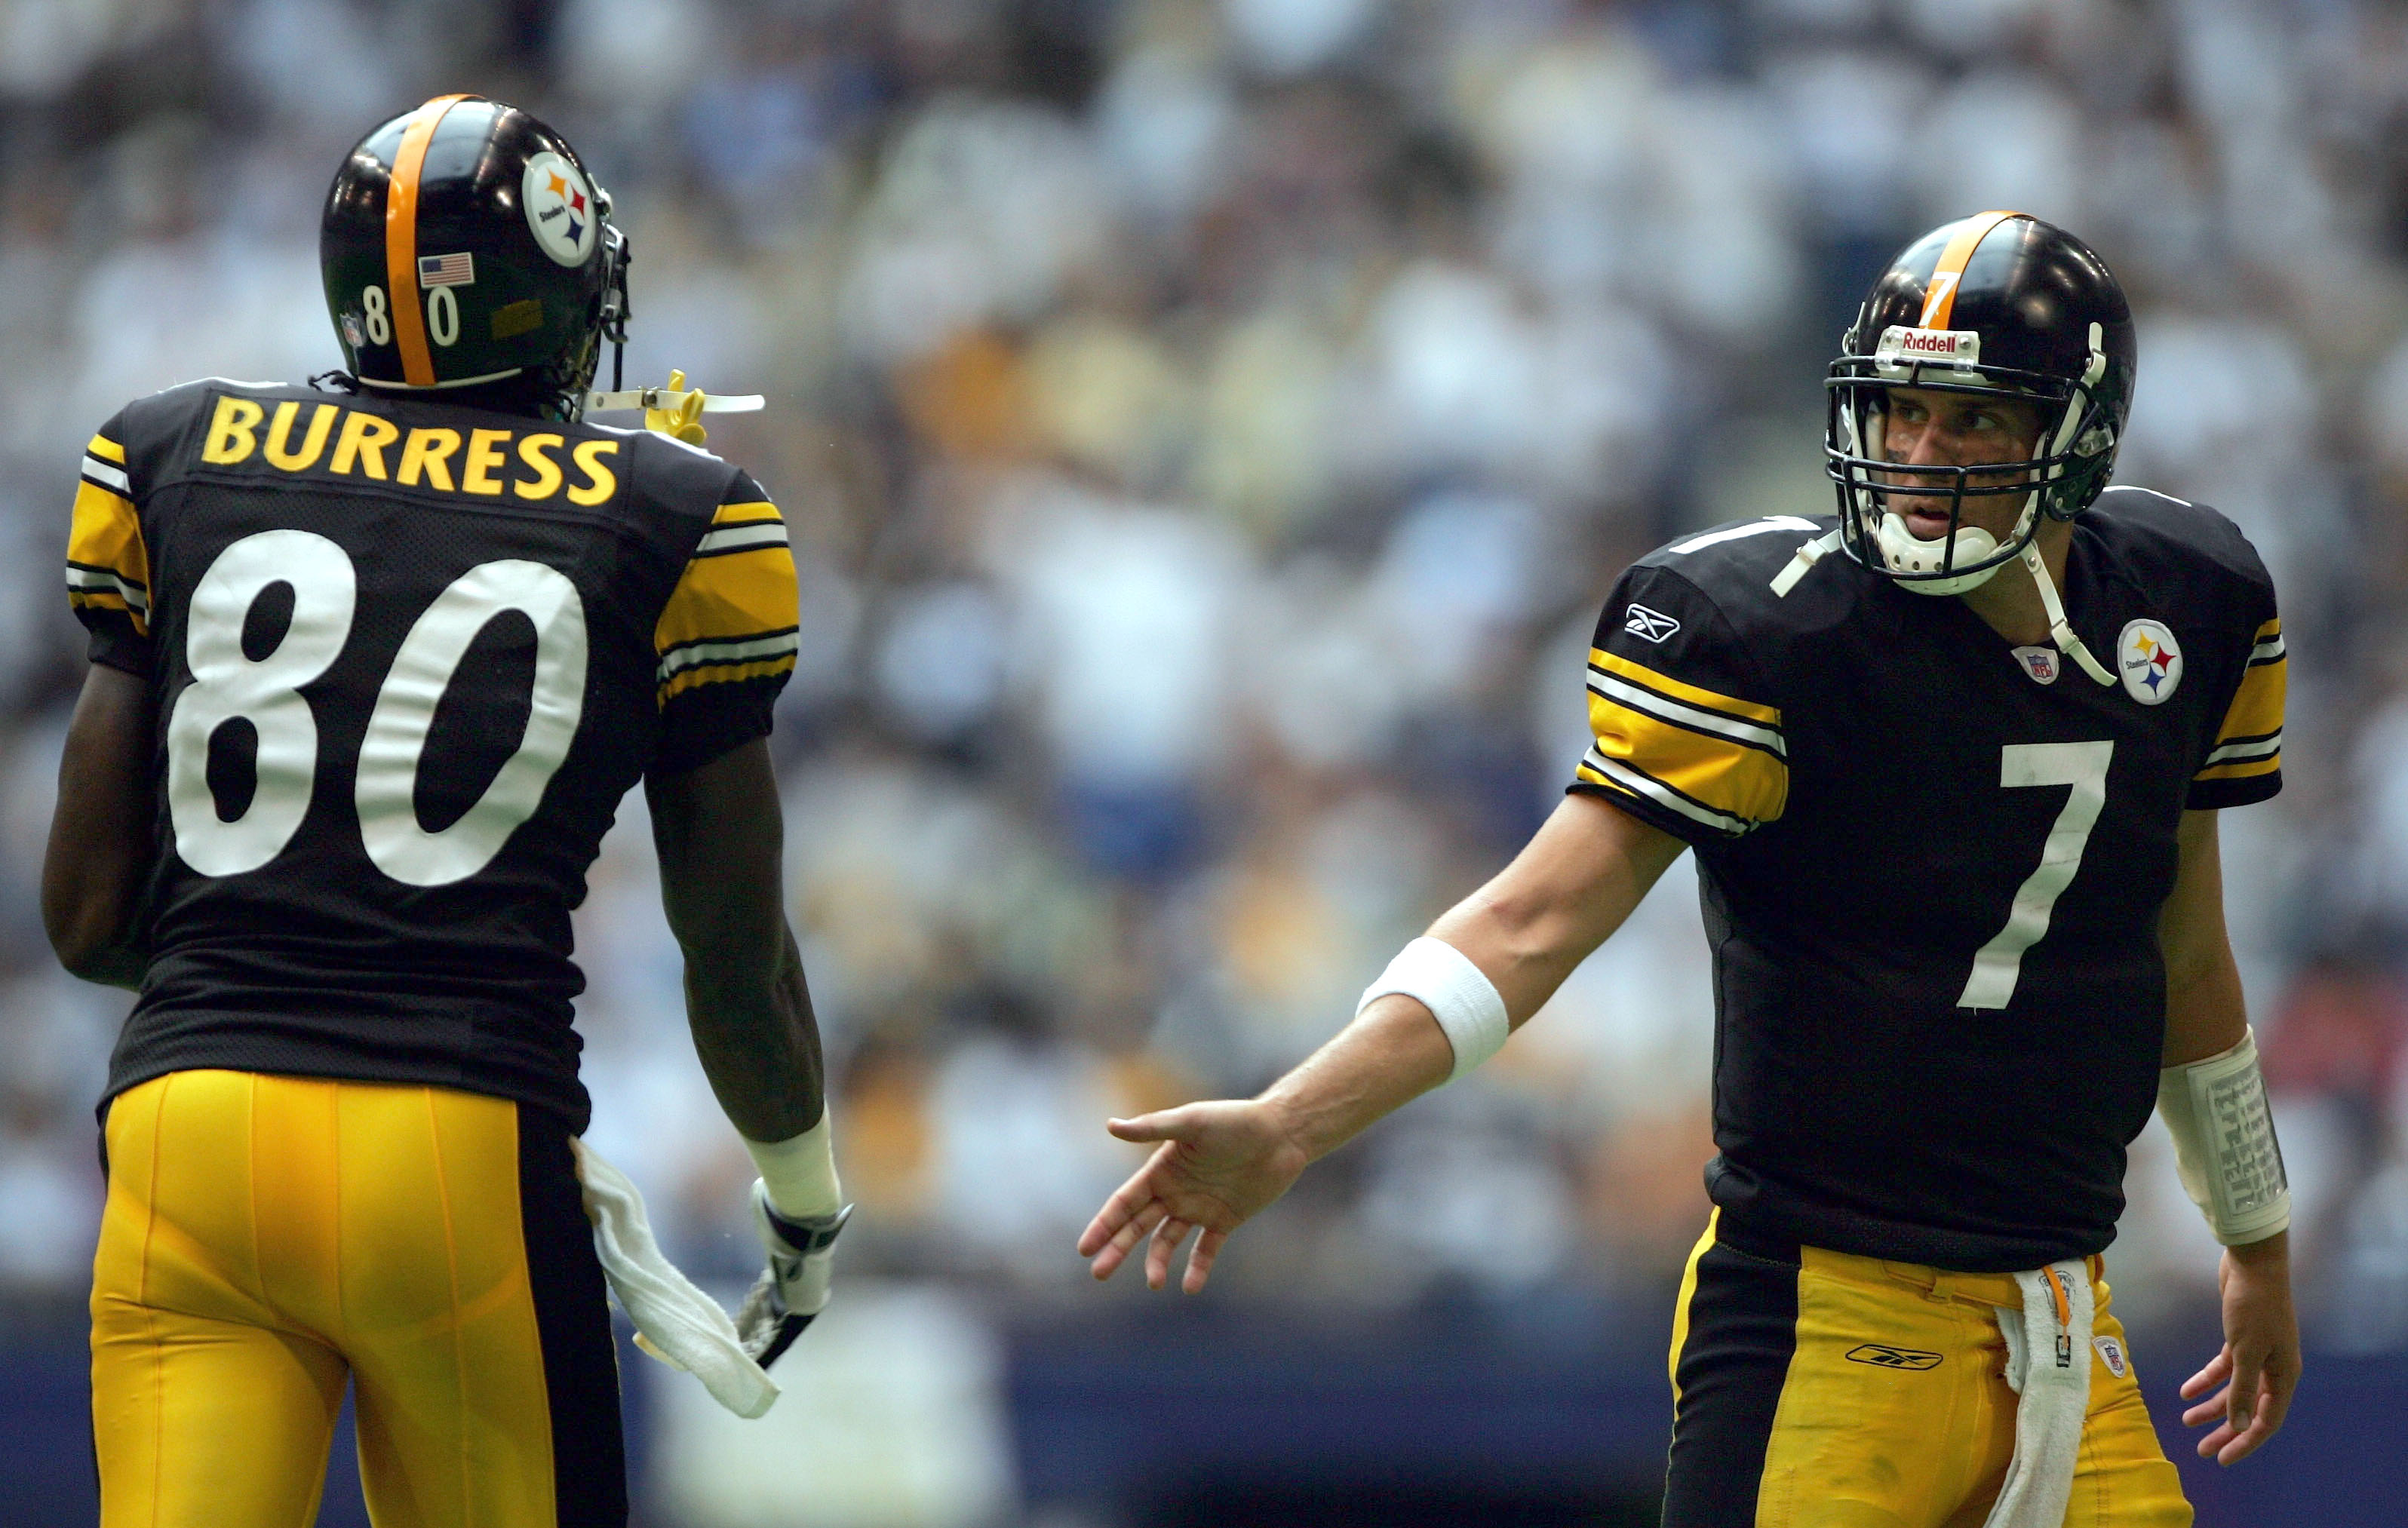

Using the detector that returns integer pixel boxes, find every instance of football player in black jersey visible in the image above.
[1080,213,2296,1525]
[45,97,846,1526]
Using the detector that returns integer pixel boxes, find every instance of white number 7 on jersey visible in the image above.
[1958,741,2115,1010]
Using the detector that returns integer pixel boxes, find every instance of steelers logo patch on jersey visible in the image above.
[2118,619,2182,704]
[522,152,598,267]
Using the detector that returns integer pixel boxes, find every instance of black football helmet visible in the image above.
[321,95,631,420]
[1825,211,2137,594]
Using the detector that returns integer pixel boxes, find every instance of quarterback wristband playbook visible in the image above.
[1359,937,1509,1082]
[2157,1027,2290,1244]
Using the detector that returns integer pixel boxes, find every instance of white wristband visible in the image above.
[1358,936,1510,1082]
[2157,1027,2290,1245]
[742,1111,842,1222]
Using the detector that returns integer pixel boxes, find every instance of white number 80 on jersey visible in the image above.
[165,529,588,888]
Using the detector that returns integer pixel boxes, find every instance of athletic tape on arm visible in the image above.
[2157,1027,2290,1245]
[1358,936,1510,1082]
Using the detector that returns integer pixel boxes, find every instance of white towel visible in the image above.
[1984,1260,2094,1528]
[571,1138,781,1419]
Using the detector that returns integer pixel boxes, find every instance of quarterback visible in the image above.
[46,97,844,1526]
[1082,213,2296,1524]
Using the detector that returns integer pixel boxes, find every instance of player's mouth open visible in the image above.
[1897,504,1957,538]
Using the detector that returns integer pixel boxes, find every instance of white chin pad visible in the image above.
[1875,511,2007,594]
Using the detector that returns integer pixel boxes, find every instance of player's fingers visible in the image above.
[2220,1364,2294,1464]
[2179,1387,2230,1429]
[2178,1345,2231,1401]
[2193,1420,2237,1460]
[1145,1218,1192,1291]
[1107,1106,1199,1145]
[1086,1200,1167,1281]
[1077,1158,1175,1255]
[2226,1345,2264,1434]
[1183,1226,1229,1295]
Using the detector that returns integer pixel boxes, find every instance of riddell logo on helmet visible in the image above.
[1875,326,1981,365]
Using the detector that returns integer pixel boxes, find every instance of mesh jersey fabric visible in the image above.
[67,379,800,1131]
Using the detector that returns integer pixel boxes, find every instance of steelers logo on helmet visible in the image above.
[523,151,599,267]
[2118,619,2182,704]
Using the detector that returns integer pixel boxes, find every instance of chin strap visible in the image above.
[2021,540,2116,686]
[1771,529,1845,597]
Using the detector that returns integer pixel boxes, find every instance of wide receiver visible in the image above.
[1082,212,2296,1524]
[48,97,843,1526]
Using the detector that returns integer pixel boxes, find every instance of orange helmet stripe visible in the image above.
[383,94,471,387]
[1919,210,2024,330]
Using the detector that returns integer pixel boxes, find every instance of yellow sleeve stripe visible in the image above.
[2197,627,2284,783]
[1590,649,1781,729]
[1580,691,1788,833]
[69,587,140,621]
[2210,650,2284,746]
[661,653,797,703]
[714,499,782,526]
[1587,665,1783,757]
[2195,753,2280,783]
[2245,618,2284,668]
[66,480,151,634]
[87,434,126,465]
[655,541,797,655]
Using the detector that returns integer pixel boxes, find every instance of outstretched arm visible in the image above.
[1080,792,1687,1292]
[2159,808,2299,1465]
[45,664,155,990]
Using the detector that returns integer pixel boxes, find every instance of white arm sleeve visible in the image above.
[1358,936,1510,1082]
[2157,1027,2290,1246]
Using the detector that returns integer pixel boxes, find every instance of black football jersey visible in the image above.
[1568,489,2285,1271]
[67,379,800,1131]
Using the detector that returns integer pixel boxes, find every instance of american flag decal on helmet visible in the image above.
[416,251,475,287]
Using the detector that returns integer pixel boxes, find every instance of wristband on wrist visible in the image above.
[1358,936,1510,1082]
[742,1111,842,1222]
[2157,1026,2290,1246]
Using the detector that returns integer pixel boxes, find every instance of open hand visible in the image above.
[2179,1236,2300,1465]
[1077,1100,1311,1293]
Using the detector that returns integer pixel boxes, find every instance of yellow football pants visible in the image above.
[90,1069,625,1527]
[1663,1210,2191,1527]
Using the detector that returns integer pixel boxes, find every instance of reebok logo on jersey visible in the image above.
[2012,645,2059,685]
[2117,619,2182,705]
[1844,1344,1943,1371]
[1624,604,1681,643]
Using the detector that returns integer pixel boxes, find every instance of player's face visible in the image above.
[1876,387,2047,542]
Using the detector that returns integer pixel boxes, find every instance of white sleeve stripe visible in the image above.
[657,631,801,681]
[81,457,132,495]
[1586,670,1786,756]
[696,523,789,555]
[1580,745,1751,835]
[65,566,148,614]
[2247,637,2285,665]
[2204,734,2281,766]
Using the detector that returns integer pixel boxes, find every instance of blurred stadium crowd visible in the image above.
[5,0,2408,1366]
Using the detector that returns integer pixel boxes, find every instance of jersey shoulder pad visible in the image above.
[2086,486,2274,604]
[601,422,750,526]
[1625,514,1845,634]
